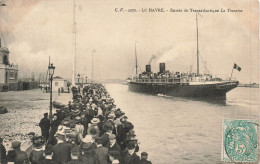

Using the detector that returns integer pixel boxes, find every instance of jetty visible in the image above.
[1,83,151,164]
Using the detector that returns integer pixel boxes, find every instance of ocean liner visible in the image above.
[127,15,239,99]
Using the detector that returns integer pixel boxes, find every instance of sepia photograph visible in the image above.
[0,0,259,163]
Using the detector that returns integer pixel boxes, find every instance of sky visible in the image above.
[0,0,258,83]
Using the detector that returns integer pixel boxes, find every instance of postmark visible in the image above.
[222,119,258,162]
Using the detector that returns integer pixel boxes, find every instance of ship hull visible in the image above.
[128,81,239,99]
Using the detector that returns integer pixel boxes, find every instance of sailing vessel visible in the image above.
[127,15,239,99]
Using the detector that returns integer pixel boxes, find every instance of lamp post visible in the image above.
[48,63,55,123]
[77,73,80,92]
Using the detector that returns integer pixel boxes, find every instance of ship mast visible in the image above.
[72,0,76,86]
[135,41,138,76]
[196,13,199,75]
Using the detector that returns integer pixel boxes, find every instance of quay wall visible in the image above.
[0,81,39,91]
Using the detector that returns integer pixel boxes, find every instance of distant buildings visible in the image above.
[53,76,68,92]
[0,39,19,91]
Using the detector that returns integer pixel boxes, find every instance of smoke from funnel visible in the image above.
[148,55,156,64]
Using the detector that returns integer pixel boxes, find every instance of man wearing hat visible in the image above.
[48,115,60,146]
[39,113,51,142]
[121,142,140,164]
[94,138,108,164]
[87,118,100,137]
[29,136,45,164]
[79,135,96,164]
[7,141,29,164]
[28,132,36,141]
[140,152,152,164]
[67,145,81,164]
[108,151,120,164]
[117,117,129,148]
[108,134,121,163]
[0,137,6,164]
[38,145,57,164]
[52,132,71,164]
[97,121,113,148]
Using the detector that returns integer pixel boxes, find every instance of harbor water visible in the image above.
[105,84,259,164]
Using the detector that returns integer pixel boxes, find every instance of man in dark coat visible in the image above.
[38,144,57,164]
[139,152,152,164]
[39,113,51,141]
[79,137,97,164]
[29,136,45,164]
[108,134,121,162]
[67,145,82,164]
[7,141,29,164]
[0,137,6,164]
[94,138,108,164]
[52,133,71,164]
[121,149,140,164]
[121,142,140,164]
[48,115,60,145]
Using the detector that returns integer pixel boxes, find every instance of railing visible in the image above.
[133,78,186,84]
[132,77,231,84]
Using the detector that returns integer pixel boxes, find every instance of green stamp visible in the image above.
[222,119,258,162]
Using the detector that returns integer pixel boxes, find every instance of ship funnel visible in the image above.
[146,65,151,73]
[159,63,165,73]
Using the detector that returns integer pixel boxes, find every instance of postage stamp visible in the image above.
[222,119,258,162]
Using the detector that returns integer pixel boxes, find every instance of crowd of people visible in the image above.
[0,83,152,164]
[135,70,216,83]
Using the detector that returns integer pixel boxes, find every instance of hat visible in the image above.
[28,132,35,136]
[70,121,76,128]
[45,145,53,155]
[72,109,81,116]
[90,128,98,136]
[109,134,116,140]
[32,136,44,149]
[108,112,115,117]
[91,118,100,124]
[127,140,137,149]
[111,108,116,112]
[12,141,21,149]
[71,145,80,155]
[75,116,81,121]
[55,131,65,141]
[108,115,113,119]
[141,152,148,156]
[62,118,71,125]
[95,137,103,144]
[82,135,93,143]
[129,129,135,136]
[103,121,113,131]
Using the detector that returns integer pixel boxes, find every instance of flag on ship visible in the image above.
[233,63,241,72]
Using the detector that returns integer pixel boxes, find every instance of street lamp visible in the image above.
[77,73,80,92]
[48,63,55,123]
